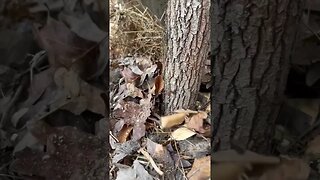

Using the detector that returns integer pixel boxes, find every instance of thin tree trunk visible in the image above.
[212,0,303,153]
[164,0,210,114]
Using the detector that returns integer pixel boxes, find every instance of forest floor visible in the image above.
[0,0,320,180]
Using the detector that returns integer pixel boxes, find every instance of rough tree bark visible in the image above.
[212,0,303,153]
[164,0,210,114]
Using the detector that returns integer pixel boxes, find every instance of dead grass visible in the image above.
[109,0,164,60]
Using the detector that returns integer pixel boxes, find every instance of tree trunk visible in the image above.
[212,0,303,153]
[164,0,210,114]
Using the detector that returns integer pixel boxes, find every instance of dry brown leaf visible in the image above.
[117,125,133,143]
[33,16,97,69]
[211,162,250,180]
[160,113,186,129]
[171,127,196,141]
[259,157,310,180]
[306,135,320,157]
[154,75,164,95]
[187,156,210,180]
[186,111,208,133]
[112,95,152,140]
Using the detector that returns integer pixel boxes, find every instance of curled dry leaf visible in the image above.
[117,125,133,143]
[171,127,196,141]
[186,111,207,133]
[154,75,164,95]
[160,113,186,129]
[187,156,211,180]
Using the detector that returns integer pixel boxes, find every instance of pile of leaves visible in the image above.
[0,0,108,179]
[109,55,212,179]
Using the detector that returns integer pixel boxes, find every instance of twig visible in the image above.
[173,140,188,179]
[138,148,164,176]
